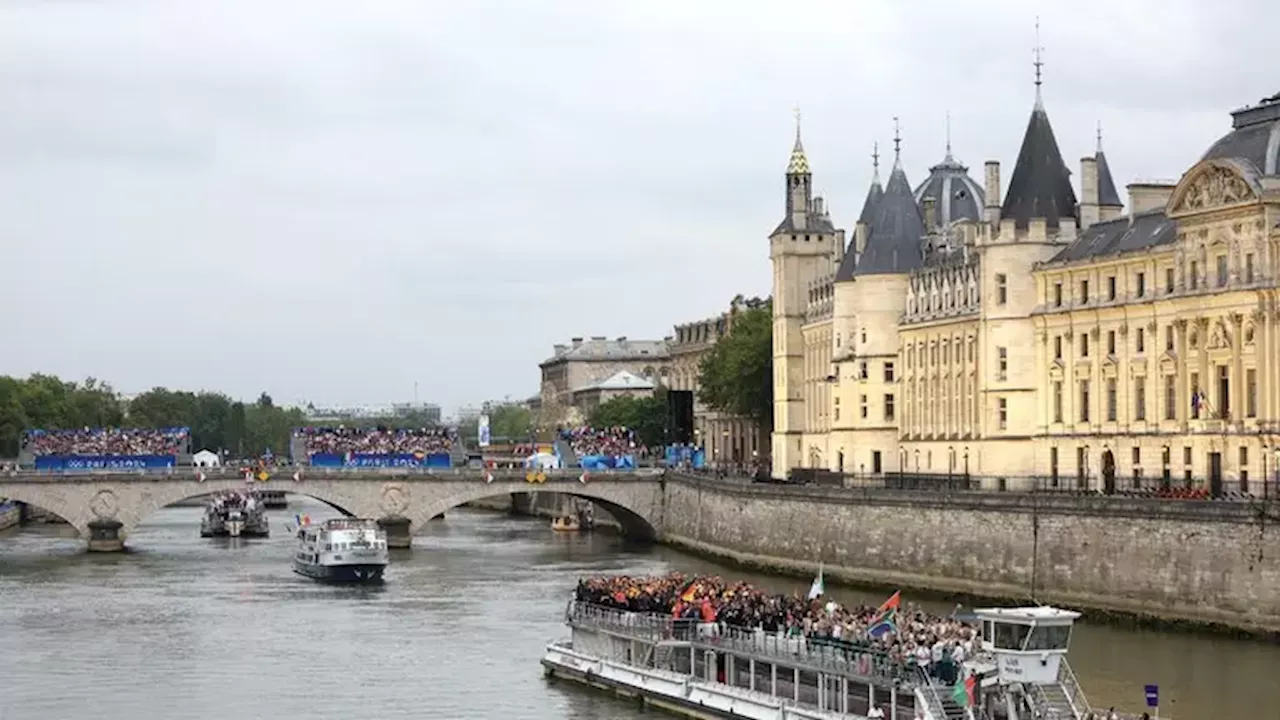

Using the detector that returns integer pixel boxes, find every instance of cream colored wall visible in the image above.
[901,318,981,442]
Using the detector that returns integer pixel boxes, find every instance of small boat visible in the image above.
[201,491,270,538]
[551,515,580,532]
[292,517,389,584]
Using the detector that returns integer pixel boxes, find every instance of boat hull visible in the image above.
[292,560,386,584]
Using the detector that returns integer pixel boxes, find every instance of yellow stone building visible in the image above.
[770,80,1280,493]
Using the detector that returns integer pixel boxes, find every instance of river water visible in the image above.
[0,498,1275,720]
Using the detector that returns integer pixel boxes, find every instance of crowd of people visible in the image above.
[559,426,637,458]
[574,573,979,680]
[294,426,457,456]
[23,427,190,457]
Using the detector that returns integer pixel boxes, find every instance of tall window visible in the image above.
[1136,272,1146,298]
[1165,267,1174,294]
[997,347,1008,381]
[1053,381,1063,423]
[1190,372,1200,419]
[1081,334,1090,358]
[1164,375,1176,421]
[1107,276,1117,301]
[1107,330,1116,355]
[1135,378,1147,421]
[1054,335,1063,360]
[1106,378,1118,422]
[860,394,868,418]
[1053,283,1063,307]
[1080,279,1090,304]
[884,362,895,383]
[1190,261,1199,290]
[1136,327,1145,354]
[1247,368,1258,418]
[1165,325,1174,351]
[997,398,1008,430]
[1079,380,1091,423]
[1245,253,1255,284]
[996,274,1008,305]
[1216,255,1228,287]
[884,394,896,422]
[1217,365,1230,420]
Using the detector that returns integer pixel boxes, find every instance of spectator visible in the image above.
[560,426,635,459]
[295,426,456,456]
[24,427,189,457]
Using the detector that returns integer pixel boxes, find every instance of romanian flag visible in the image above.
[951,670,976,708]
[680,581,699,603]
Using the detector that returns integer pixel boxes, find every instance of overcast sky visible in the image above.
[0,0,1274,414]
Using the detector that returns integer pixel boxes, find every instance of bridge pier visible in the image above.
[378,516,412,549]
[87,519,125,552]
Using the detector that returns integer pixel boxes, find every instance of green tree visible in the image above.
[696,302,773,426]
[488,403,534,441]
[587,392,667,447]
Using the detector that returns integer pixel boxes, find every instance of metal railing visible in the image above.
[914,666,952,720]
[1057,657,1092,718]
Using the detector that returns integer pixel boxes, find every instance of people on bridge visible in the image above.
[560,426,637,459]
[575,572,977,679]
[23,427,189,457]
[295,426,457,456]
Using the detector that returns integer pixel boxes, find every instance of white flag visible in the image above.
[293,471,301,483]
[807,564,825,600]
[579,472,588,484]
[485,471,494,484]
[197,472,206,483]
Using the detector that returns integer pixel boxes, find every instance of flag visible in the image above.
[951,671,976,708]
[876,590,901,616]
[293,471,301,482]
[680,580,699,603]
[485,470,494,484]
[867,616,897,638]
[579,472,588,484]
[807,564,825,600]
[197,471,206,483]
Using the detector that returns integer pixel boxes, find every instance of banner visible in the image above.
[665,446,706,469]
[578,454,636,470]
[308,452,452,469]
[478,414,491,447]
[34,455,177,471]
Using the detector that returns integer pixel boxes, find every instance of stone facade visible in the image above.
[661,474,1280,633]
[770,82,1280,488]
[538,337,670,425]
[668,298,768,467]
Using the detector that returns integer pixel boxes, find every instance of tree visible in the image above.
[696,302,773,426]
[488,403,534,441]
[587,392,667,447]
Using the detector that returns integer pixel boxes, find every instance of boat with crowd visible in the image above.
[200,491,269,538]
[542,573,1139,720]
[291,517,389,583]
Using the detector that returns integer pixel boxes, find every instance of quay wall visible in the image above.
[0,501,19,531]
[465,492,621,529]
[660,474,1280,635]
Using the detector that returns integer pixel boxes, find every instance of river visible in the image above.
[0,497,1275,720]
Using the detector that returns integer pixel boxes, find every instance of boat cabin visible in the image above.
[973,605,1079,686]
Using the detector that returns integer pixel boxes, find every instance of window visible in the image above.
[1247,368,1258,418]
[1184,447,1192,466]
[968,340,975,363]
[1240,447,1250,491]
[1245,253,1255,284]
[1080,279,1090,304]
[1165,267,1175,293]
[1081,333,1090,358]
[1133,447,1141,465]
[1216,255,1228,287]
[1190,261,1199,290]
[884,362,895,383]
[1106,378,1117,422]
[1190,372,1200,419]
[996,274,1007,305]
[1054,335,1063,360]
[1165,325,1174,351]
[1050,447,1060,486]
[1136,272,1146,298]
[1164,375,1176,420]
[1053,283,1063,307]
[1053,381,1063,423]
[1135,378,1147,421]
[1079,380,1091,423]
[1107,330,1116,355]
[997,347,1008,381]
[860,361,868,380]
[860,329,867,344]
[1217,365,1230,420]
[1107,275,1117,301]
[997,398,1008,430]
[884,394,896,422]
[860,394,868,418]
[834,398,840,421]
[1136,327,1145,354]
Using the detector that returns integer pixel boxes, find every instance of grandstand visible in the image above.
[291,426,466,468]
[20,427,192,470]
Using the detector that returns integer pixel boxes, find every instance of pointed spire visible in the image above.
[892,117,902,167]
[1033,17,1045,108]
[872,142,881,184]
[859,143,886,227]
[1094,121,1123,208]
[1096,120,1103,152]
[787,105,810,174]
[945,111,953,160]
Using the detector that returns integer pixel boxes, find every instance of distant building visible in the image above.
[538,336,670,424]
[571,370,656,416]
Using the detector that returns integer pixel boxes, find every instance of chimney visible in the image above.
[616,336,627,342]
[1127,182,1177,215]
[571,337,583,346]
[983,161,1001,225]
[923,196,937,232]
[1079,157,1100,230]
[814,196,825,216]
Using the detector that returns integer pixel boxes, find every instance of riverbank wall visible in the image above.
[465,493,620,530]
[0,501,19,531]
[661,474,1280,636]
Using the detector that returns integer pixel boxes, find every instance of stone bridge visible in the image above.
[0,468,666,551]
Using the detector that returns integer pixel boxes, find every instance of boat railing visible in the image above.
[913,666,951,720]
[1057,657,1092,718]
[566,602,675,638]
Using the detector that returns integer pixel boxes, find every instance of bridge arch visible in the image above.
[117,480,376,539]
[0,487,89,537]
[410,484,660,540]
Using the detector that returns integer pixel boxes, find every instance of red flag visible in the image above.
[877,590,901,615]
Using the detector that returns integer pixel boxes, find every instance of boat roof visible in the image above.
[973,606,1081,623]
[321,518,380,530]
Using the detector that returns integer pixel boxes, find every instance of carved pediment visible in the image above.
[1171,164,1258,215]
[1208,319,1231,350]
[1159,352,1178,370]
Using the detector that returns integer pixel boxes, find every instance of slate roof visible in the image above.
[913,153,985,231]
[1045,208,1177,265]
[581,370,655,391]
[541,338,668,366]
[857,178,883,226]
[833,238,859,281]
[1201,94,1280,176]
[1095,149,1123,207]
[1001,103,1078,230]
[851,163,925,276]
[771,210,837,236]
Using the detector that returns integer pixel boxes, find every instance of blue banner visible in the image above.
[34,455,176,471]
[578,454,635,470]
[308,452,452,469]
[665,446,706,469]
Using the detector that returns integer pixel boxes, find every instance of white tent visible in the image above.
[524,452,561,470]
[193,449,221,467]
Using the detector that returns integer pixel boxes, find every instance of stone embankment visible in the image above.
[660,473,1280,636]
[466,492,620,530]
[0,501,19,531]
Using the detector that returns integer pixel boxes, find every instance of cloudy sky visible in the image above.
[0,0,1274,414]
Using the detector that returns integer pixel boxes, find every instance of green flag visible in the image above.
[951,672,975,708]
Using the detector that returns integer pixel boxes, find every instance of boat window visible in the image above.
[1024,624,1072,651]
[325,544,332,551]
[993,622,1032,651]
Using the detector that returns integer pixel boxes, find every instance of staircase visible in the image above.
[554,438,578,468]
[1035,683,1079,720]
[915,669,969,720]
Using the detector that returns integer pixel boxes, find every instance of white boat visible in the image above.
[200,491,269,538]
[542,600,1138,720]
[291,518,389,584]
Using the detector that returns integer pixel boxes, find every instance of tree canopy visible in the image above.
[0,374,305,458]
[696,302,773,426]
[457,402,535,443]
[587,391,667,447]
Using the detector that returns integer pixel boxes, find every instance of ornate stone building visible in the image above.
[668,297,768,466]
[538,337,669,425]
[769,74,1280,492]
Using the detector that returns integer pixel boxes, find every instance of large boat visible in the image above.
[542,599,1142,720]
[292,518,389,584]
[200,491,270,538]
